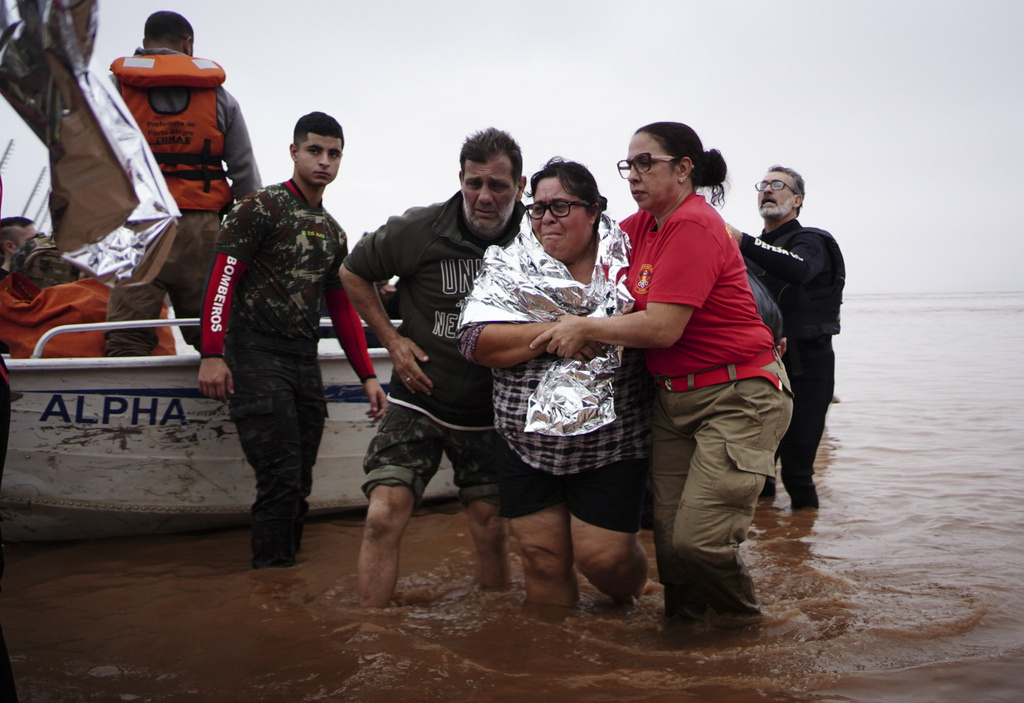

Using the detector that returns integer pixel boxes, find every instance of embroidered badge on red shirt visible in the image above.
[633,263,653,295]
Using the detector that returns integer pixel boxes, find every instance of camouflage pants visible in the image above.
[105,210,220,356]
[362,403,501,507]
[225,332,325,568]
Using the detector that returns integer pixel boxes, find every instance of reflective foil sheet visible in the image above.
[0,0,178,283]
[459,214,634,436]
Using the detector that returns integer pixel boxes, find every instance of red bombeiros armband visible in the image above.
[325,287,375,381]
[201,253,246,356]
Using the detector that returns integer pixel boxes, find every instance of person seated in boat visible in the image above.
[1,216,38,278]
[1,215,38,355]
[0,227,174,359]
[197,111,386,570]
[9,234,83,289]
[341,128,527,607]
[457,158,652,607]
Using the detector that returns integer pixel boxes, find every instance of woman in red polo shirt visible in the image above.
[532,122,793,621]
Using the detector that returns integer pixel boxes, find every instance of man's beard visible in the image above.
[463,198,516,240]
[759,199,794,222]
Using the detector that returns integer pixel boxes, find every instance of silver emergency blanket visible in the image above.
[0,0,178,282]
[459,214,634,436]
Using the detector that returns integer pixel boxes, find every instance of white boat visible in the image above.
[0,319,456,541]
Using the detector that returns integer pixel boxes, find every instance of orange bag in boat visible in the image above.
[0,273,176,358]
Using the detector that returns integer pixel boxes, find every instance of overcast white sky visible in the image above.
[3,0,1022,294]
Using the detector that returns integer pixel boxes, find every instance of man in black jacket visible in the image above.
[730,166,845,509]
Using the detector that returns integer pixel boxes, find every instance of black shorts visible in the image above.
[497,439,649,533]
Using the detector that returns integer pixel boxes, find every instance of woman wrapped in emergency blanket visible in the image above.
[456,157,653,608]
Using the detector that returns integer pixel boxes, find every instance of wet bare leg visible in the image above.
[510,504,576,607]
[571,516,648,602]
[357,484,415,607]
[466,498,510,589]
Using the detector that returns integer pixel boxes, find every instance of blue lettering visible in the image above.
[36,394,194,426]
[132,397,159,425]
[76,395,98,424]
[102,397,129,423]
[160,398,188,426]
[40,395,71,423]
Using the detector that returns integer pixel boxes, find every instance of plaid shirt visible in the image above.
[460,323,653,475]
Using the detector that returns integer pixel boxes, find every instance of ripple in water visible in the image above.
[4,293,1023,702]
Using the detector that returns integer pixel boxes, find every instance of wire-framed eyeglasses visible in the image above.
[617,153,678,178]
[755,179,800,194]
[525,200,592,220]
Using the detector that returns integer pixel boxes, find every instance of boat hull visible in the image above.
[1,342,456,541]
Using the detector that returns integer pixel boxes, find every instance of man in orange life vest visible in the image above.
[105,10,261,356]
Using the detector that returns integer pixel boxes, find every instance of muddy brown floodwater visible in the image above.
[3,292,1024,702]
[0,501,868,702]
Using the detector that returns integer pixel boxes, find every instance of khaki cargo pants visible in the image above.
[651,361,792,616]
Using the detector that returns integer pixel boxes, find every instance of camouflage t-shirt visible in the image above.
[215,181,346,342]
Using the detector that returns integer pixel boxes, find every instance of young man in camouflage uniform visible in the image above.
[341,128,527,607]
[198,112,386,569]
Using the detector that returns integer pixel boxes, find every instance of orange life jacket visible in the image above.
[111,54,232,211]
[0,273,177,358]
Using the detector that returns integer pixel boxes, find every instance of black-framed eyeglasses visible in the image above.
[617,153,678,178]
[755,179,800,194]
[525,199,592,220]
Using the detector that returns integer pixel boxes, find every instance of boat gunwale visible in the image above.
[4,316,393,373]
[4,346,392,373]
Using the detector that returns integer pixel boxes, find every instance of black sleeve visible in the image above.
[740,232,829,286]
[746,270,784,344]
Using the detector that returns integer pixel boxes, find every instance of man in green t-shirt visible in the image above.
[342,128,527,607]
